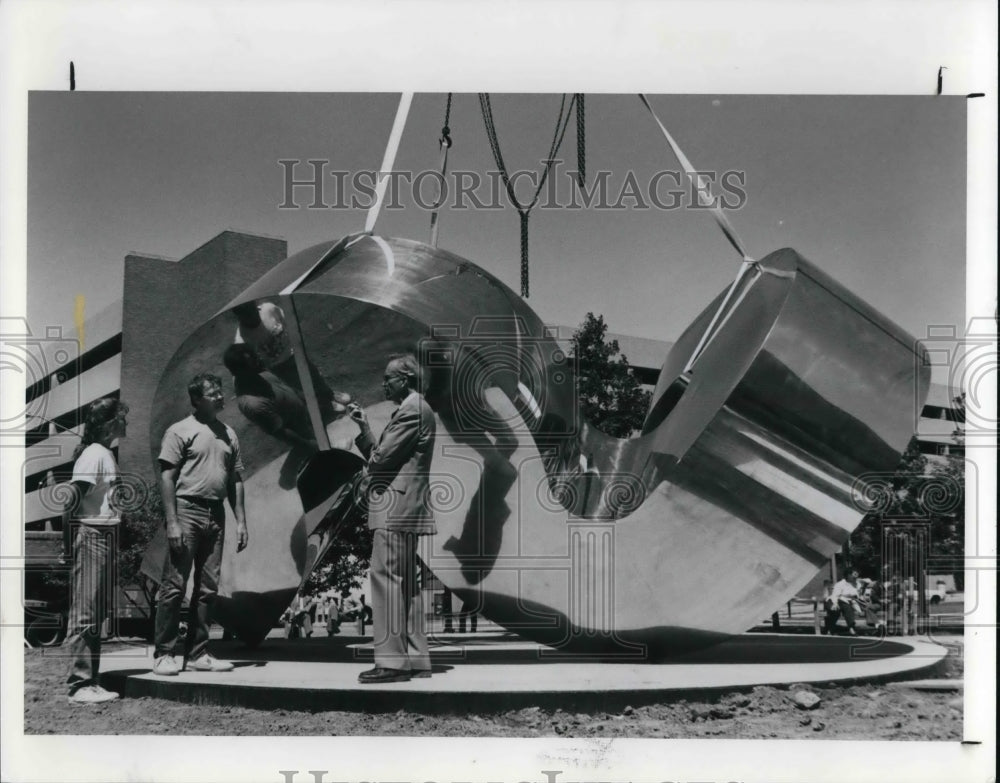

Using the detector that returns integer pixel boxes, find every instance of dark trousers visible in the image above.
[154,497,225,661]
[441,587,477,632]
[836,599,858,631]
[370,529,430,671]
[458,601,478,632]
[65,524,113,694]
[271,356,337,421]
[291,610,313,637]
[442,586,455,631]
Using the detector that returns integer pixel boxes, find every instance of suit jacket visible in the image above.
[355,391,437,534]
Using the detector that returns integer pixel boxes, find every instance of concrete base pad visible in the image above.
[101,632,949,713]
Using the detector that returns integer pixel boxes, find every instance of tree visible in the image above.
[847,437,928,578]
[847,399,965,589]
[118,485,163,588]
[300,507,373,598]
[933,392,967,589]
[569,313,652,438]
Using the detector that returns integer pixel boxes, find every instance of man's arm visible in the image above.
[228,472,248,552]
[227,428,249,552]
[366,406,422,474]
[159,463,182,554]
[353,410,375,459]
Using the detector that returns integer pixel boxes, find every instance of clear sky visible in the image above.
[28,92,967,362]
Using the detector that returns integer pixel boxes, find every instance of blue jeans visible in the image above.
[154,497,225,661]
[65,524,114,694]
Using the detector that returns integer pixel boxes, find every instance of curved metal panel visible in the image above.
[145,235,929,656]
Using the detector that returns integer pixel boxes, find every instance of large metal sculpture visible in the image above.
[146,233,928,657]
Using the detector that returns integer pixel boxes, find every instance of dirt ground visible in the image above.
[22,635,963,740]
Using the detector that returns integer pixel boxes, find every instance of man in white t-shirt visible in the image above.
[63,398,129,704]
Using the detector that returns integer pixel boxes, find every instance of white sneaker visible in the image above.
[68,685,119,704]
[93,684,121,703]
[152,655,181,676]
[186,653,234,672]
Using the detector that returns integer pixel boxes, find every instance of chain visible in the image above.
[441,92,453,147]
[576,93,585,188]
[479,93,578,297]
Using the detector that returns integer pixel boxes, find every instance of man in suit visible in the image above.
[349,353,436,684]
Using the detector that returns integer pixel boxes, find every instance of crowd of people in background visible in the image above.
[821,569,920,636]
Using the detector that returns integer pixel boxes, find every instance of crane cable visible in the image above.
[479,93,577,298]
[637,94,760,375]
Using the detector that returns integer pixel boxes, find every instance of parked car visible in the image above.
[905,581,949,605]
[23,598,67,647]
[23,532,186,646]
[925,582,949,605]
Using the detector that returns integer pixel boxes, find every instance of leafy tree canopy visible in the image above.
[301,510,373,598]
[569,313,651,438]
[847,417,965,590]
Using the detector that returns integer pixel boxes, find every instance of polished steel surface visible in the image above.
[146,235,929,655]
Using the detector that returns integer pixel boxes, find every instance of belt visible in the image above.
[177,496,225,508]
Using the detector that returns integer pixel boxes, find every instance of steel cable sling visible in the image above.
[479,93,577,298]
[637,94,760,375]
